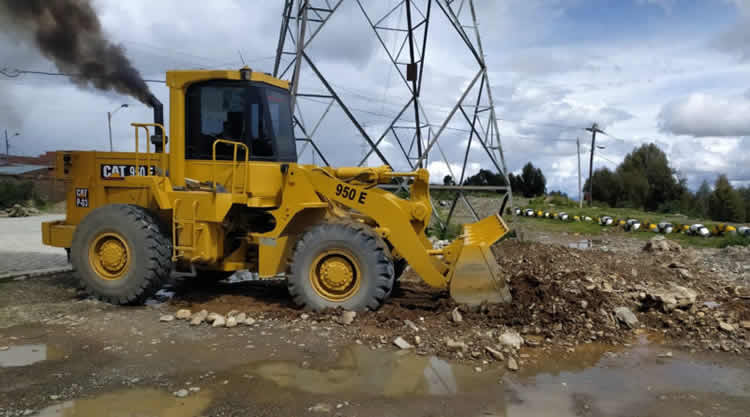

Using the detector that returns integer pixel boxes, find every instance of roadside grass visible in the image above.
[514,216,749,249]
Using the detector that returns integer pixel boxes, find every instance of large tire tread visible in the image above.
[71,204,172,305]
[288,222,394,311]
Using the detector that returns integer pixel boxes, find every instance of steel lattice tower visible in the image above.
[273,0,512,231]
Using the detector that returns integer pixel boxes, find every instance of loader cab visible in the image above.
[166,69,296,207]
[185,80,296,163]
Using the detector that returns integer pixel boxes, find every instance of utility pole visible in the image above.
[585,123,604,206]
[4,129,20,165]
[107,104,128,152]
[577,137,582,208]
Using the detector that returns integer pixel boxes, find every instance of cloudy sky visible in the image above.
[1,0,749,196]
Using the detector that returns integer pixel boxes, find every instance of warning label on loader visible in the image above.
[75,188,89,208]
[101,164,156,179]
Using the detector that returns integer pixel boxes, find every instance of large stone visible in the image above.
[225,316,238,328]
[498,331,524,350]
[339,311,356,325]
[741,321,750,330]
[451,308,463,323]
[189,310,208,326]
[647,284,697,311]
[614,307,639,329]
[485,346,504,361]
[643,236,681,253]
[212,315,226,327]
[235,312,247,323]
[446,338,468,352]
[159,314,175,323]
[507,357,519,371]
[175,309,192,320]
[718,321,735,332]
[393,336,413,350]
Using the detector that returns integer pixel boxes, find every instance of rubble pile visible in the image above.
[165,237,749,365]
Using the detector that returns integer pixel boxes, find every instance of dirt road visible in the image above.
[2,238,750,416]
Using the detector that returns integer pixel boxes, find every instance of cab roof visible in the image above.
[165,68,289,90]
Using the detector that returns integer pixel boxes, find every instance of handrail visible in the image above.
[131,123,166,176]
[211,139,249,194]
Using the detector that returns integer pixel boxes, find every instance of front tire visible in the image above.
[288,223,394,311]
[71,204,172,305]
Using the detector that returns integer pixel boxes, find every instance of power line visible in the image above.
[0,68,166,83]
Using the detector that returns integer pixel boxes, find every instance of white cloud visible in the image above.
[426,161,481,184]
[658,92,750,137]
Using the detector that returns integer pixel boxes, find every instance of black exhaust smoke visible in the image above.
[0,0,154,105]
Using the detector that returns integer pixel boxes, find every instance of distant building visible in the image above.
[0,152,65,202]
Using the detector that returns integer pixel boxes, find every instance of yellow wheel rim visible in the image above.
[309,249,361,302]
[89,232,131,281]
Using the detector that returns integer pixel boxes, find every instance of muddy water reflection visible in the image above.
[36,389,212,417]
[0,344,62,367]
[249,345,499,396]
[506,342,750,416]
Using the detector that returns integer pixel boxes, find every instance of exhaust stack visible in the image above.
[147,94,166,152]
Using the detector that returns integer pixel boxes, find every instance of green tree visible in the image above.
[616,143,682,211]
[463,169,505,186]
[584,167,622,207]
[520,162,546,197]
[693,180,712,218]
[737,186,750,221]
[708,175,746,222]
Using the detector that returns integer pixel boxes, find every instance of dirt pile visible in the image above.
[166,238,749,365]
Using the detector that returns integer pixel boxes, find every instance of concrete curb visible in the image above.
[0,266,73,282]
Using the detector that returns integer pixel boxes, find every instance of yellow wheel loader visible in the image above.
[42,68,511,311]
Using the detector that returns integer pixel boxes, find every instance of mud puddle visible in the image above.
[35,388,212,417]
[245,345,500,397]
[0,344,63,367]
[504,340,750,416]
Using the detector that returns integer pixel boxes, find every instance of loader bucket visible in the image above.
[448,197,512,306]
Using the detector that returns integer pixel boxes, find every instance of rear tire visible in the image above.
[71,204,172,305]
[288,223,394,311]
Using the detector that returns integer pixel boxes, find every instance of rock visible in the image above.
[643,236,681,253]
[235,312,247,323]
[414,335,422,345]
[451,308,463,323]
[227,310,239,317]
[175,309,192,320]
[226,316,238,328]
[580,300,588,309]
[393,336,413,350]
[647,284,697,311]
[0,346,8,351]
[658,351,673,358]
[174,389,189,398]
[49,395,60,401]
[498,331,524,350]
[300,313,310,320]
[718,321,735,332]
[309,403,332,413]
[159,314,175,322]
[614,307,638,328]
[190,310,208,326]
[741,321,750,330]
[206,312,221,324]
[485,346,504,361]
[446,338,468,352]
[507,357,519,371]
[244,317,256,326]
[404,319,420,332]
[212,315,226,327]
[339,311,356,325]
